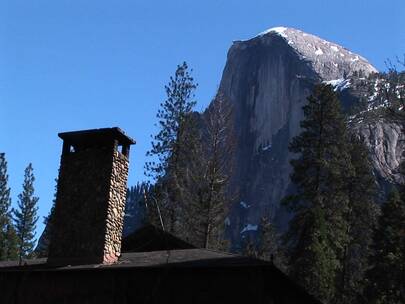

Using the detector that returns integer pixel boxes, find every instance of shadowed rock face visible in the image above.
[218,27,388,240]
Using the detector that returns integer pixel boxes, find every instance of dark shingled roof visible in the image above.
[0,249,322,304]
[0,249,269,270]
[0,249,257,270]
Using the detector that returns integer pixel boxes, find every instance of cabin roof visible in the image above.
[0,226,322,304]
[121,224,196,252]
[0,249,267,271]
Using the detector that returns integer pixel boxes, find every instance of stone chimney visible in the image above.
[47,127,135,265]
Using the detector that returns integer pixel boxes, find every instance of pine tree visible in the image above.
[0,153,17,260]
[182,94,235,249]
[13,163,39,265]
[282,84,350,303]
[365,188,405,304]
[145,62,198,234]
[338,134,378,303]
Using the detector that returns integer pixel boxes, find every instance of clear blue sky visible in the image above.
[1,0,404,238]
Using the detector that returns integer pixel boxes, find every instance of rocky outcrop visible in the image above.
[353,119,405,186]
[218,27,396,241]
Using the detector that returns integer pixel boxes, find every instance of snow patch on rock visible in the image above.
[262,144,272,151]
[257,26,288,38]
[324,78,351,91]
[240,201,250,209]
[241,224,258,234]
[315,48,324,55]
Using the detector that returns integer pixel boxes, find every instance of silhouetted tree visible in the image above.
[12,163,39,264]
[283,84,350,303]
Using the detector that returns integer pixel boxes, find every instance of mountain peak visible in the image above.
[235,26,378,80]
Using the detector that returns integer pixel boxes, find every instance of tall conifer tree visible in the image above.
[13,163,39,264]
[182,94,235,249]
[145,62,198,234]
[283,84,350,303]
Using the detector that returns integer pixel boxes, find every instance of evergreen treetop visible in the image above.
[144,62,199,234]
[145,61,198,181]
[13,163,39,264]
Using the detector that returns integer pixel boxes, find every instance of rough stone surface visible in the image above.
[48,134,130,265]
[103,151,129,263]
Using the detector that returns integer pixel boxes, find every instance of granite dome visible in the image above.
[234,26,378,80]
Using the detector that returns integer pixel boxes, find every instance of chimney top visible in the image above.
[58,127,135,148]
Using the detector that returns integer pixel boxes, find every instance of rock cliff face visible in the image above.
[352,120,405,187]
[218,27,402,241]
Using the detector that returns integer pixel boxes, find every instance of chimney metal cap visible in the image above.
[58,127,136,147]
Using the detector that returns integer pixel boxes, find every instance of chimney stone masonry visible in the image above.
[47,127,135,265]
